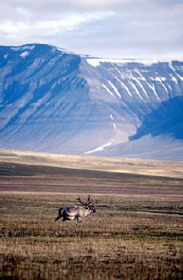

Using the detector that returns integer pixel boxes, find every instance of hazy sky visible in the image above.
[0,0,183,59]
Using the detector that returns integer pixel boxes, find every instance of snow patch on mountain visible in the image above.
[86,58,159,67]
[20,51,29,58]
[11,45,35,52]
[84,141,112,155]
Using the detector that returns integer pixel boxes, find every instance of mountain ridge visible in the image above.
[0,43,182,161]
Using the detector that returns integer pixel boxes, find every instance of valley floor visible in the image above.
[0,155,183,279]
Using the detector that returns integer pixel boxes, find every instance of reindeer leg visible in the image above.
[55,207,64,222]
[76,215,82,223]
[55,216,60,222]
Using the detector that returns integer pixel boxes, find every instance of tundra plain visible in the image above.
[0,150,183,279]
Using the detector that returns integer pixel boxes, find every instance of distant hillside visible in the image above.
[0,44,183,160]
[0,149,183,179]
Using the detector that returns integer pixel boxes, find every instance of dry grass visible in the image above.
[0,149,183,178]
[0,153,183,279]
[0,192,183,280]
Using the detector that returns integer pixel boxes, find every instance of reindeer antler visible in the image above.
[87,195,92,205]
[76,195,92,206]
[76,196,85,206]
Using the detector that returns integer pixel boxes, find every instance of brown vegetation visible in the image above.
[0,149,183,178]
[0,151,183,279]
[1,192,183,280]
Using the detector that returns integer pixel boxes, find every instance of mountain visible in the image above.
[0,43,183,161]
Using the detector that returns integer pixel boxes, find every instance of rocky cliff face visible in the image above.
[0,44,183,160]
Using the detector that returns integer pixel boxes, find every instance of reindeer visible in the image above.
[55,195,96,223]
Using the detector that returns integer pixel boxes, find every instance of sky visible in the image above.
[0,0,183,59]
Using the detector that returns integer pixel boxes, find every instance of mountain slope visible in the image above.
[0,44,183,160]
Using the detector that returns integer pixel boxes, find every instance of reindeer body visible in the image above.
[55,196,96,223]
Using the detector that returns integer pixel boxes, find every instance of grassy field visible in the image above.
[0,151,183,279]
[0,149,183,178]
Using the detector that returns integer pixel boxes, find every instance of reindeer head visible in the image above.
[76,195,96,213]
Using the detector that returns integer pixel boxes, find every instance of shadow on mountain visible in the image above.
[129,96,183,141]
